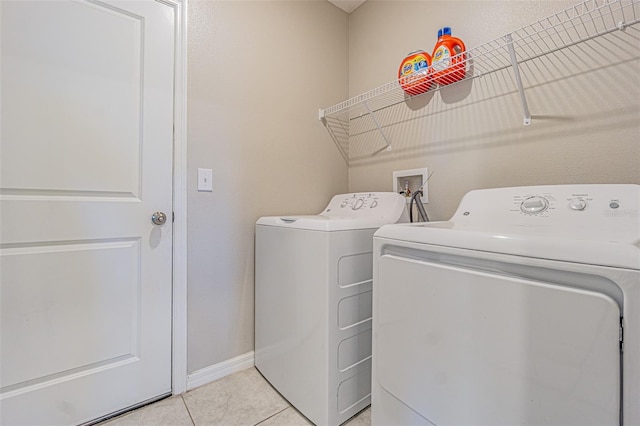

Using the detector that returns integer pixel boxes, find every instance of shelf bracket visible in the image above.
[505,33,531,126]
[362,99,392,151]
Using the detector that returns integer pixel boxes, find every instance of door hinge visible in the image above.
[620,317,624,352]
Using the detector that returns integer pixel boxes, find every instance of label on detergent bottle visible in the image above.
[432,45,451,73]
[431,27,466,85]
[401,53,429,76]
[398,50,433,95]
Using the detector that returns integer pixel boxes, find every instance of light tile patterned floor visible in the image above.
[101,367,371,426]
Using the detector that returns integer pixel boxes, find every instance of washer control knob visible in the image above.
[370,200,378,208]
[520,196,549,214]
[340,200,348,208]
[352,198,364,210]
[568,198,587,211]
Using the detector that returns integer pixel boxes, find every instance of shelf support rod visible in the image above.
[505,33,531,126]
[362,99,392,151]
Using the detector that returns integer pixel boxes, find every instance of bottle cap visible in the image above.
[443,27,452,35]
[437,28,443,38]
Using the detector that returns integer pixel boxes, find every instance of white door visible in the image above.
[0,1,175,424]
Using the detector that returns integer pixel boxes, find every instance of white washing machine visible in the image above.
[255,192,408,426]
[371,184,640,426]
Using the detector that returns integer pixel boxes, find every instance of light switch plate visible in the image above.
[197,168,213,192]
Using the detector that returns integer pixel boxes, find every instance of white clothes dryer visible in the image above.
[372,184,640,426]
[255,192,408,426]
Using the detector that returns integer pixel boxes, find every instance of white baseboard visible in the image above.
[186,351,255,391]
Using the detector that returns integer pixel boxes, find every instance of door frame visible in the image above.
[165,0,188,395]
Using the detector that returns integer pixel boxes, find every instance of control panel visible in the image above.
[323,192,407,218]
[509,188,635,217]
[452,185,639,227]
[511,190,611,217]
[339,193,376,211]
[424,184,640,270]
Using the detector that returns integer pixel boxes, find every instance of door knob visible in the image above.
[151,212,167,225]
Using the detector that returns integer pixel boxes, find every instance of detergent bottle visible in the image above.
[398,50,434,96]
[431,27,466,85]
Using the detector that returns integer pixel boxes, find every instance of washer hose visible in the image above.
[410,190,429,222]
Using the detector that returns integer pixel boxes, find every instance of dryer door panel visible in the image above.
[376,254,620,426]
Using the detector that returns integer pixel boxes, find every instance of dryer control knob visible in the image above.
[520,196,549,214]
[352,198,365,210]
[569,198,587,211]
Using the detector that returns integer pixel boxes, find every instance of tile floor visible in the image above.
[101,367,371,426]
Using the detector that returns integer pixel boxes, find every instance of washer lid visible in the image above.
[257,215,404,231]
[256,192,408,231]
[375,184,640,270]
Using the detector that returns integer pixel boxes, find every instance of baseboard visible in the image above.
[186,351,255,391]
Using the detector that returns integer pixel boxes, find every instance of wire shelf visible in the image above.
[319,0,640,124]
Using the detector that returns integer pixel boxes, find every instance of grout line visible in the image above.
[180,395,197,426]
[253,405,292,426]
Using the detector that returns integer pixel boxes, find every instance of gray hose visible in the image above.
[410,191,429,222]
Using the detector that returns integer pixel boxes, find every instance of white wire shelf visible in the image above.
[319,0,640,131]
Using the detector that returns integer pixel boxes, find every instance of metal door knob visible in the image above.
[151,212,167,225]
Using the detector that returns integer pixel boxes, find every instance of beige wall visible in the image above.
[186,0,639,374]
[187,1,349,373]
[347,1,640,220]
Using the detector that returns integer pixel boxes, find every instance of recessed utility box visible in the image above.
[393,168,429,203]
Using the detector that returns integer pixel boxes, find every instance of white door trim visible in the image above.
[164,0,188,395]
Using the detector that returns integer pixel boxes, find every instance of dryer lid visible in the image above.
[375,184,640,270]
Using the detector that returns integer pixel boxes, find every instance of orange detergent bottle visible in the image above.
[398,50,434,96]
[431,27,466,85]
